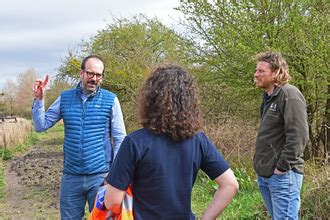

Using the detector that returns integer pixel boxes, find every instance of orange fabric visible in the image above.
[89,207,108,220]
[89,185,134,220]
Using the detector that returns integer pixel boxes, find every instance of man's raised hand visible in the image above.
[33,75,49,100]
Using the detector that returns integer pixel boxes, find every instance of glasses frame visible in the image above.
[83,70,104,79]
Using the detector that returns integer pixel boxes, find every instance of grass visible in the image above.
[0,121,65,160]
[0,124,63,201]
[192,159,267,219]
[0,159,4,201]
[0,120,328,219]
[1,129,46,160]
[0,118,32,148]
[0,119,37,201]
[222,191,265,219]
[192,158,329,219]
[299,162,329,219]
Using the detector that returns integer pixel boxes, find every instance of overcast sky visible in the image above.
[0,0,183,89]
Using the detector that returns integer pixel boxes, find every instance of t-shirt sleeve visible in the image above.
[199,133,230,180]
[105,136,136,190]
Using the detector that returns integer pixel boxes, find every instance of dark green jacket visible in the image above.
[253,84,309,177]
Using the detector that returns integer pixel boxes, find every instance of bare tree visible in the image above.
[15,68,38,118]
[2,79,17,116]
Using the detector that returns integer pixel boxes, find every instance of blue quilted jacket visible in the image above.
[60,85,116,174]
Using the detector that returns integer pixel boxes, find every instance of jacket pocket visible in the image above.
[253,142,278,177]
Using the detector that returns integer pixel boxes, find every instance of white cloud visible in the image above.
[0,0,183,89]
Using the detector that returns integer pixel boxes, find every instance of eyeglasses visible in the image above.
[83,70,104,79]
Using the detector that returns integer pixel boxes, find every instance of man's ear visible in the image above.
[80,70,84,79]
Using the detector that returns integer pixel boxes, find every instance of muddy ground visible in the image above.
[0,130,64,219]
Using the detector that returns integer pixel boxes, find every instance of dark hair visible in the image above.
[255,51,291,85]
[81,55,105,73]
[138,63,202,141]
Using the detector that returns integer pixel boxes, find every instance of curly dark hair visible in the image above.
[138,63,202,141]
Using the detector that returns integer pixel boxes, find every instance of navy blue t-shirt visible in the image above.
[106,128,229,220]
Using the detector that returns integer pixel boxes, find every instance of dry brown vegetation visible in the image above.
[0,118,32,148]
[203,119,258,160]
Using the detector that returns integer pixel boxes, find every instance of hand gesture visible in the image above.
[33,75,49,100]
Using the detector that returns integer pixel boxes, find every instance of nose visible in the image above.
[90,74,97,80]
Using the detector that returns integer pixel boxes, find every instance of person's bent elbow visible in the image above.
[228,176,239,194]
[219,170,239,198]
[217,168,239,192]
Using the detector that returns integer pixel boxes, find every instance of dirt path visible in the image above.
[0,126,64,219]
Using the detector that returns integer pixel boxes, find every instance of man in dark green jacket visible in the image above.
[253,51,309,220]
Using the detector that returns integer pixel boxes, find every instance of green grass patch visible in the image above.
[0,131,45,160]
[192,164,267,219]
[0,124,64,160]
[221,164,266,219]
[192,158,329,219]
[221,191,265,219]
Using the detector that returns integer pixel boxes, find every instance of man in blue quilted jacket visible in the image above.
[32,55,126,219]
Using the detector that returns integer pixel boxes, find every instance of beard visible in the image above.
[83,80,100,94]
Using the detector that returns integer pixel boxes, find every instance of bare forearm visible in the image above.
[201,169,239,220]
[104,184,125,211]
[202,184,238,220]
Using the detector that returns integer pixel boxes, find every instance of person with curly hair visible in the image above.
[97,63,238,219]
